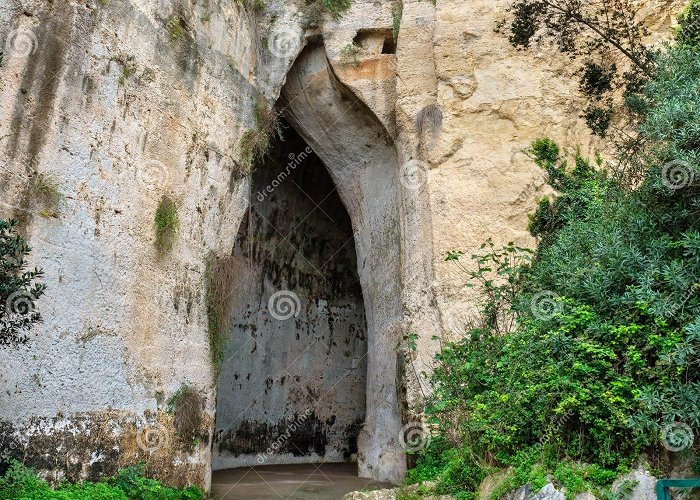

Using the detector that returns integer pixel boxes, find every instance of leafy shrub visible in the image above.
[154,196,179,252]
[676,0,700,48]
[411,41,700,497]
[0,461,202,499]
[0,219,45,346]
[111,463,202,500]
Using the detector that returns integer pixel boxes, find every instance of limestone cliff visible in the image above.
[0,0,682,490]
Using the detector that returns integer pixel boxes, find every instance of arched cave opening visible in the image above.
[212,119,368,472]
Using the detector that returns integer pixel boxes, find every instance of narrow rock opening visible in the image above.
[353,28,396,55]
[382,38,397,55]
[212,120,368,470]
[279,44,407,484]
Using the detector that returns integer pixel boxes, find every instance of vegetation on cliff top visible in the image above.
[408,11,700,499]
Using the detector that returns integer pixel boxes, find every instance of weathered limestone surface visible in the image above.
[281,43,407,483]
[213,127,369,469]
[0,0,682,491]
[0,0,290,489]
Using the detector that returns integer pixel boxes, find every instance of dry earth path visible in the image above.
[211,463,393,499]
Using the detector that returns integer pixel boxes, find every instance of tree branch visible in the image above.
[542,0,652,75]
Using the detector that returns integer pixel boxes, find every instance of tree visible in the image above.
[504,0,654,137]
[0,219,45,346]
[676,0,700,48]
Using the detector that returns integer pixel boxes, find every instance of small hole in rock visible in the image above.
[353,28,396,55]
[382,37,396,54]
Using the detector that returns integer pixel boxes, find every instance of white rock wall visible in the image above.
[0,0,294,488]
[0,0,683,490]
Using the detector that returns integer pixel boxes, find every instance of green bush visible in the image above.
[154,196,179,252]
[322,0,350,18]
[0,461,202,500]
[111,463,202,500]
[411,41,700,497]
[676,0,700,47]
[0,219,45,346]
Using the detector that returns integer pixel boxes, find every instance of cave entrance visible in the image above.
[212,120,368,470]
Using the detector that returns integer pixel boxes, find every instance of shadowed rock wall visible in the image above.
[213,124,367,469]
[281,44,406,483]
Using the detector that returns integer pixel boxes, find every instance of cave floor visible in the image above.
[210,463,393,499]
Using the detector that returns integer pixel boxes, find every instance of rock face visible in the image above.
[0,0,681,491]
[213,124,369,469]
[503,483,566,500]
[341,483,451,500]
[612,465,658,500]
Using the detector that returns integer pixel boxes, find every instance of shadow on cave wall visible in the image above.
[213,119,368,469]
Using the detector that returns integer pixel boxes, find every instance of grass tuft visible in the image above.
[239,98,281,169]
[167,15,188,40]
[167,384,204,448]
[112,52,137,85]
[154,196,179,252]
[322,0,350,19]
[30,172,63,217]
[392,3,403,41]
[205,254,240,374]
[340,43,361,65]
